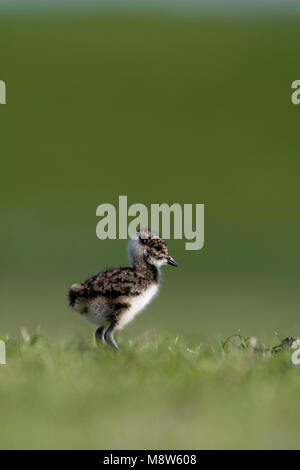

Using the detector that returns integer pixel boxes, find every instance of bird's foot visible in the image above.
[95,326,106,345]
[104,326,120,351]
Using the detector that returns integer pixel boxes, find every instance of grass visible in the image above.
[1,331,300,449]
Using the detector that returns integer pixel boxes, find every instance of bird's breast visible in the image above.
[116,283,159,330]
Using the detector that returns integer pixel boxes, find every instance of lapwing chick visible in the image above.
[68,229,178,350]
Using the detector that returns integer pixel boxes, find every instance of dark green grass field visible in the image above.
[1,10,300,449]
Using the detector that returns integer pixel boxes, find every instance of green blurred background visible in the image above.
[1,3,300,346]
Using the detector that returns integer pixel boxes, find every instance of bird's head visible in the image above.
[128,229,178,268]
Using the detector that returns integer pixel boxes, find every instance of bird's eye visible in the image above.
[156,245,162,251]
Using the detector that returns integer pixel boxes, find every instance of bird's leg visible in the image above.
[95,326,106,345]
[104,324,119,351]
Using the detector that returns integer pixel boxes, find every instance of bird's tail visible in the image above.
[68,283,84,308]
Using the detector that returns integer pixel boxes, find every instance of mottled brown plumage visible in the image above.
[68,229,178,350]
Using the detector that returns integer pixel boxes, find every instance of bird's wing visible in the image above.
[84,268,144,298]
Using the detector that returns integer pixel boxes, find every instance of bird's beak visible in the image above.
[167,256,178,267]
